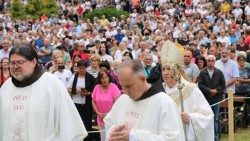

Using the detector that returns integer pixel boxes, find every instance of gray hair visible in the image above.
[116,59,145,77]
[238,51,247,58]
[206,55,216,61]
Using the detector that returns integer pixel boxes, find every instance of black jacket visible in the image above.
[198,67,226,105]
[71,72,96,115]
[147,63,163,83]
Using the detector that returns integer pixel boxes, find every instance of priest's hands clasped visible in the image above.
[181,112,190,124]
[109,124,131,141]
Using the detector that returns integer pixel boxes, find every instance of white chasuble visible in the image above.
[104,92,185,141]
[164,77,214,141]
[0,72,87,141]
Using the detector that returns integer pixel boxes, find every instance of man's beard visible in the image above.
[11,70,32,82]
[221,57,229,63]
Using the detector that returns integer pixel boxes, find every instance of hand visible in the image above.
[76,89,82,95]
[237,78,244,83]
[109,124,131,141]
[44,50,50,54]
[80,91,89,97]
[210,89,217,97]
[181,112,190,124]
[235,81,241,87]
[54,65,58,71]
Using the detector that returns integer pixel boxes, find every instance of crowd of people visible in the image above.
[0,0,250,141]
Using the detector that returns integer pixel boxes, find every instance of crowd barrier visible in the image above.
[211,96,250,107]
[88,130,106,134]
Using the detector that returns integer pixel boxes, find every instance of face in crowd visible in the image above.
[220,49,229,63]
[183,50,192,65]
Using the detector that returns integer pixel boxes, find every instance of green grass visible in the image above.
[221,128,250,141]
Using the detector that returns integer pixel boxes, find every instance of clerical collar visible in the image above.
[135,83,162,101]
[12,64,45,87]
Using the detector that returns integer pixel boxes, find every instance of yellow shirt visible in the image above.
[221,3,231,14]
[99,19,109,27]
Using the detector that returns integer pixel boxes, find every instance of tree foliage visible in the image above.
[25,0,43,19]
[40,0,59,17]
[84,7,129,22]
[10,0,26,19]
[10,0,59,20]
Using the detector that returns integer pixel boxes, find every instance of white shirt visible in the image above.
[0,48,10,60]
[105,30,113,38]
[67,75,86,104]
[113,49,123,62]
[245,5,250,16]
[217,36,231,47]
[53,69,73,87]
[232,8,243,18]
[85,1,92,10]
[101,54,114,63]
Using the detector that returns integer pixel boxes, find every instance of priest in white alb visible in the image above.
[104,59,185,141]
[0,45,87,141]
[160,40,214,141]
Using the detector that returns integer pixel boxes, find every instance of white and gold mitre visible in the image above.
[161,40,184,68]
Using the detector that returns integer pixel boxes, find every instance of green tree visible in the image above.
[25,0,43,19]
[10,0,59,20]
[84,7,129,22]
[40,0,59,17]
[10,0,26,19]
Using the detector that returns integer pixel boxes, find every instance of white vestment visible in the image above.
[0,72,87,141]
[164,77,214,141]
[104,92,185,141]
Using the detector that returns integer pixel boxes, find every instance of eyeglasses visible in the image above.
[91,59,99,62]
[9,59,29,67]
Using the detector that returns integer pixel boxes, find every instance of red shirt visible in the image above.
[0,73,10,86]
[77,5,85,15]
[40,15,48,22]
[244,35,250,47]
[73,51,89,61]
[154,11,161,17]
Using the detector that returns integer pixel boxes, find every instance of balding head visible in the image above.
[2,39,11,51]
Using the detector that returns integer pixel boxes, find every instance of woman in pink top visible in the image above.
[92,70,121,141]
